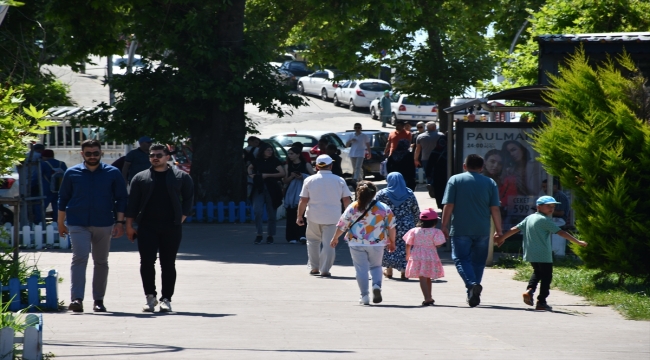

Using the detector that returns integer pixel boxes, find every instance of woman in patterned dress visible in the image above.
[375,172,420,280]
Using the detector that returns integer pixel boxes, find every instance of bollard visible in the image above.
[238,201,247,222]
[45,270,59,310]
[217,202,225,223]
[228,202,236,223]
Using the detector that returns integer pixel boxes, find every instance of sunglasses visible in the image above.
[84,151,101,157]
[149,153,166,158]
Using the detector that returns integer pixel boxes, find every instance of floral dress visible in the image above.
[375,192,419,272]
[404,227,445,279]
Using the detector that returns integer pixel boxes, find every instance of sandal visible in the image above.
[400,272,407,281]
[383,270,393,279]
[422,300,435,306]
[309,270,320,275]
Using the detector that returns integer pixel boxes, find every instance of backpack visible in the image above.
[44,160,65,193]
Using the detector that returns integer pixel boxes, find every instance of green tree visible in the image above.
[291,0,497,132]
[0,0,73,109]
[0,87,55,176]
[45,0,306,202]
[491,0,650,90]
[532,49,650,280]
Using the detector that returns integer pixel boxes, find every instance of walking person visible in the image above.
[34,149,67,224]
[125,143,194,312]
[495,196,587,311]
[384,121,411,156]
[379,90,392,128]
[414,121,443,198]
[122,136,153,184]
[297,155,352,277]
[404,208,446,306]
[386,139,416,191]
[375,172,419,280]
[57,140,128,312]
[283,145,314,244]
[248,143,285,244]
[330,181,396,305]
[345,123,371,182]
[441,154,503,307]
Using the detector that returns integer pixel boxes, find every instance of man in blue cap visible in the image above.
[123,136,153,184]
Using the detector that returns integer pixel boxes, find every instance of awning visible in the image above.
[444,85,554,113]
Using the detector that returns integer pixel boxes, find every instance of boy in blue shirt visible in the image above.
[495,196,587,311]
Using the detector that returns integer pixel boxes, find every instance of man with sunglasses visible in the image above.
[58,140,128,313]
[125,143,194,312]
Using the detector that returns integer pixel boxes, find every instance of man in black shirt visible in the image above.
[125,143,194,312]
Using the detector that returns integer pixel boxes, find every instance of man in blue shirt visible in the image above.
[57,140,128,312]
[441,154,503,307]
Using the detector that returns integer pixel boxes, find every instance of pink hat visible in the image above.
[419,208,438,220]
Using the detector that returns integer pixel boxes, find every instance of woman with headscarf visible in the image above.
[386,139,416,191]
[375,172,420,280]
[248,142,286,244]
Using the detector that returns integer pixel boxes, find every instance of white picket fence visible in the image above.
[0,314,43,360]
[2,223,69,249]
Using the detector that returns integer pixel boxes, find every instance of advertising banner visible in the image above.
[455,123,548,230]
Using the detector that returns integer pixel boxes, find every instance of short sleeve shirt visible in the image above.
[300,170,352,224]
[387,130,412,155]
[348,133,370,158]
[516,212,562,263]
[125,148,151,180]
[336,201,396,246]
[416,131,442,161]
[442,171,499,236]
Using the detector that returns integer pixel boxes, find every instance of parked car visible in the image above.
[332,79,391,111]
[111,54,145,75]
[0,168,20,199]
[273,68,297,88]
[296,69,343,101]
[270,53,296,68]
[369,93,438,126]
[269,132,353,176]
[278,61,312,88]
[451,98,489,121]
[335,130,389,179]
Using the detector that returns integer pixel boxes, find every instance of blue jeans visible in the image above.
[252,189,276,236]
[451,235,489,291]
[349,246,384,297]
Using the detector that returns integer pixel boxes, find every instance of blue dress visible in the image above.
[375,192,420,271]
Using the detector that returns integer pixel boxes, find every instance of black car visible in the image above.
[335,130,389,179]
[279,61,312,88]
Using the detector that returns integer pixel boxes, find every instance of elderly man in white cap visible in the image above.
[297,155,352,277]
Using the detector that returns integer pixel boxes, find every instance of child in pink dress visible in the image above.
[404,208,446,306]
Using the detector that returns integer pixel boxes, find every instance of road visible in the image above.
[46,61,390,139]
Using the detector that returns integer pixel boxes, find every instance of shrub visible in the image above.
[532,49,650,281]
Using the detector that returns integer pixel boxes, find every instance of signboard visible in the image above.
[455,123,548,230]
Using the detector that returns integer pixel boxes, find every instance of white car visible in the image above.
[332,79,391,111]
[111,55,145,75]
[369,93,438,126]
[296,70,342,101]
[0,168,19,199]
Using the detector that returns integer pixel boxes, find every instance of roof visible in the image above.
[46,106,111,120]
[443,85,553,113]
[536,32,650,43]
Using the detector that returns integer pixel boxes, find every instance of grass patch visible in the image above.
[501,256,650,320]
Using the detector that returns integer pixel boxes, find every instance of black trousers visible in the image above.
[137,224,182,301]
[527,262,553,304]
[285,207,306,241]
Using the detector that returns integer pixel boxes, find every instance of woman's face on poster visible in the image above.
[485,154,503,176]
[506,143,524,162]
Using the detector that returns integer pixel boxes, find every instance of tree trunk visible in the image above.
[189,0,248,203]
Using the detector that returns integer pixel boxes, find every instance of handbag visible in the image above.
[379,159,388,176]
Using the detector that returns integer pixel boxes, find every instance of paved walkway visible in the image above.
[28,189,649,359]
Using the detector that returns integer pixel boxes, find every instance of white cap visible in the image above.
[316,154,333,167]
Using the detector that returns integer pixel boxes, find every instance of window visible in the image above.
[359,82,391,92]
[402,97,436,106]
[312,71,328,79]
[339,80,351,88]
[289,62,308,71]
[349,81,357,88]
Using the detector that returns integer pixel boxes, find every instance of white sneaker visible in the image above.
[159,298,172,312]
[142,294,158,312]
[359,295,370,305]
[288,240,298,244]
[372,285,382,304]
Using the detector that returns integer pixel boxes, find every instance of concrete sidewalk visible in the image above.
[26,190,649,359]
